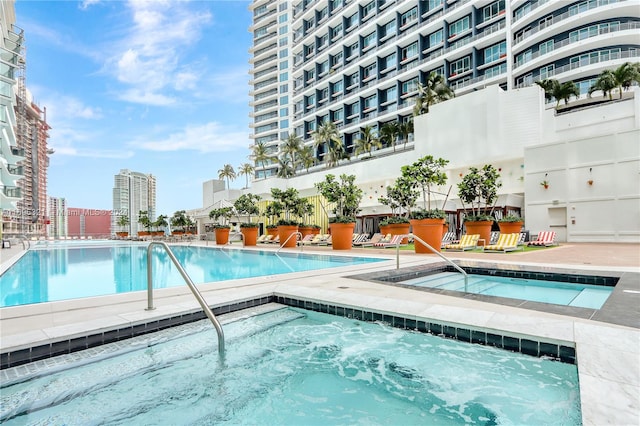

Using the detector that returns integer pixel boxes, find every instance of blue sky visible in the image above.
[16,0,253,217]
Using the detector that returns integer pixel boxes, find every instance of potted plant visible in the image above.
[153,215,168,236]
[498,214,524,235]
[271,188,302,248]
[116,215,129,238]
[457,165,502,246]
[540,180,549,189]
[296,198,317,237]
[234,194,261,246]
[401,155,449,253]
[209,206,234,245]
[170,210,188,235]
[378,180,416,244]
[137,210,152,237]
[315,173,363,250]
[264,203,281,238]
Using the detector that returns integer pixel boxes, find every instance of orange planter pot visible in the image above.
[387,223,411,244]
[464,221,493,247]
[266,227,278,238]
[329,222,355,250]
[498,221,523,235]
[241,227,259,246]
[298,226,315,237]
[278,225,299,248]
[410,218,445,253]
[116,232,128,238]
[215,227,230,245]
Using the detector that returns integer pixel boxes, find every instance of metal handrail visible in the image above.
[398,234,469,290]
[276,231,303,253]
[146,241,225,358]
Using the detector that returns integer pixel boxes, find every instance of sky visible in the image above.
[15,0,254,217]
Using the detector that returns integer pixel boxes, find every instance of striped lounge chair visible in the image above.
[441,231,457,248]
[528,231,557,247]
[483,233,522,253]
[373,234,406,248]
[443,234,480,251]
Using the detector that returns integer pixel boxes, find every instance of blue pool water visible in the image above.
[400,272,613,309]
[0,244,384,307]
[0,307,582,425]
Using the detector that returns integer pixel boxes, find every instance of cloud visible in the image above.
[132,122,250,153]
[104,0,212,106]
[79,0,101,10]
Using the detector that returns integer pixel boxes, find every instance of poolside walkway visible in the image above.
[1,241,638,425]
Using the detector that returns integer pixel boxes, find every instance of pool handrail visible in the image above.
[276,231,303,253]
[398,234,469,290]
[146,241,225,358]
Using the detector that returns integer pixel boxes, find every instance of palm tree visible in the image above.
[238,163,254,189]
[379,121,400,152]
[596,62,640,100]
[280,133,303,175]
[534,79,556,103]
[354,125,382,158]
[412,72,455,116]
[251,141,270,179]
[276,157,295,178]
[312,121,343,167]
[325,142,347,168]
[588,70,617,100]
[298,145,316,173]
[551,80,580,108]
[398,119,414,150]
[218,164,236,189]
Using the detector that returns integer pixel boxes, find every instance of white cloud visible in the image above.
[132,122,250,153]
[79,0,101,11]
[104,0,212,106]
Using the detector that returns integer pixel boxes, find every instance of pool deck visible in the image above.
[1,241,639,425]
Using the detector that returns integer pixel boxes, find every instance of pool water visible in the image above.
[400,272,612,309]
[0,245,384,307]
[0,307,582,425]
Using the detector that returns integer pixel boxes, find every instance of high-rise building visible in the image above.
[248,0,639,177]
[0,1,25,232]
[0,1,52,238]
[112,169,157,236]
[47,196,67,238]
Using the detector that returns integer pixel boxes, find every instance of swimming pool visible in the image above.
[0,306,581,425]
[0,244,384,307]
[400,272,613,309]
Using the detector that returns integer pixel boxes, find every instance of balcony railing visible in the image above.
[3,186,21,198]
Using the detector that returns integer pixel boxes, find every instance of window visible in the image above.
[539,15,553,29]
[318,60,329,76]
[348,71,359,87]
[348,101,360,117]
[382,20,396,39]
[569,22,620,43]
[450,55,471,76]
[278,14,288,23]
[279,60,288,70]
[383,52,396,71]
[515,49,532,67]
[539,39,554,55]
[280,95,288,104]
[401,42,418,61]
[306,68,315,82]
[429,29,443,47]
[318,7,328,21]
[319,87,329,101]
[332,51,343,67]
[449,16,470,38]
[482,0,505,22]
[362,1,375,18]
[402,77,418,95]
[539,64,554,80]
[363,63,377,80]
[385,86,397,103]
[332,80,343,95]
[306,94,316,108]
[514,3,531,21]
[279,49,288,59]
[255,26,268,38]
[279,71,288,82]
[279,25,288,35]
[515,73,533,87]
[333,108,344,122]
[349,41,359,58]
[400,7,418,27]
[306,45,313,57]
[484,62,506,79]
[364,94,377,110]
[332,23,343,39]
[428,0,443,11]
[483,41,506,63]
[363,32,376,49]
[346,13,358,29]
[318,34,329,49]
[331,0,343,11]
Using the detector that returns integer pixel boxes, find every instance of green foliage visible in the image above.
[138,210,151,231]
[154,214,168,229]
[400,155,449,211]
[379,216,410,226]
[170,210,188,230]
[116,215,130,228]
[412,72,455,116]
[315,173,363,223]
[234,193,261,225]
[457,165,502,222]
[409,209,446,220]
[378,176,419,217]
[270,188,303,222]
[276,218,299,226]
[209,207,234,227]
[239,222,259,228]
[499,214,523,223]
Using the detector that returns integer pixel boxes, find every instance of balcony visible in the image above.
[3,186,21,198]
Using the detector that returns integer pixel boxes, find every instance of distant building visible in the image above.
[67,208,111,238]
[112,169,156,235]
[47,196,67,238]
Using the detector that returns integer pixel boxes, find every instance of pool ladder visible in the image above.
[397,234,469,290]
[145,241,225,358]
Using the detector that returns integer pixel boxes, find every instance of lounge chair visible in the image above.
[483,233,522,253]
[373,234,407,248]
[489,231,500,245]
[359,233,389,247]
[528,231,557,247]
[299,234,315,245]
[354,233,382,247]
[443,234,480,251]
[441,231,457,248]
[257,234,273,244]
[317,234,332,246]
[517,232,527,246]
[302,234,327,245]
